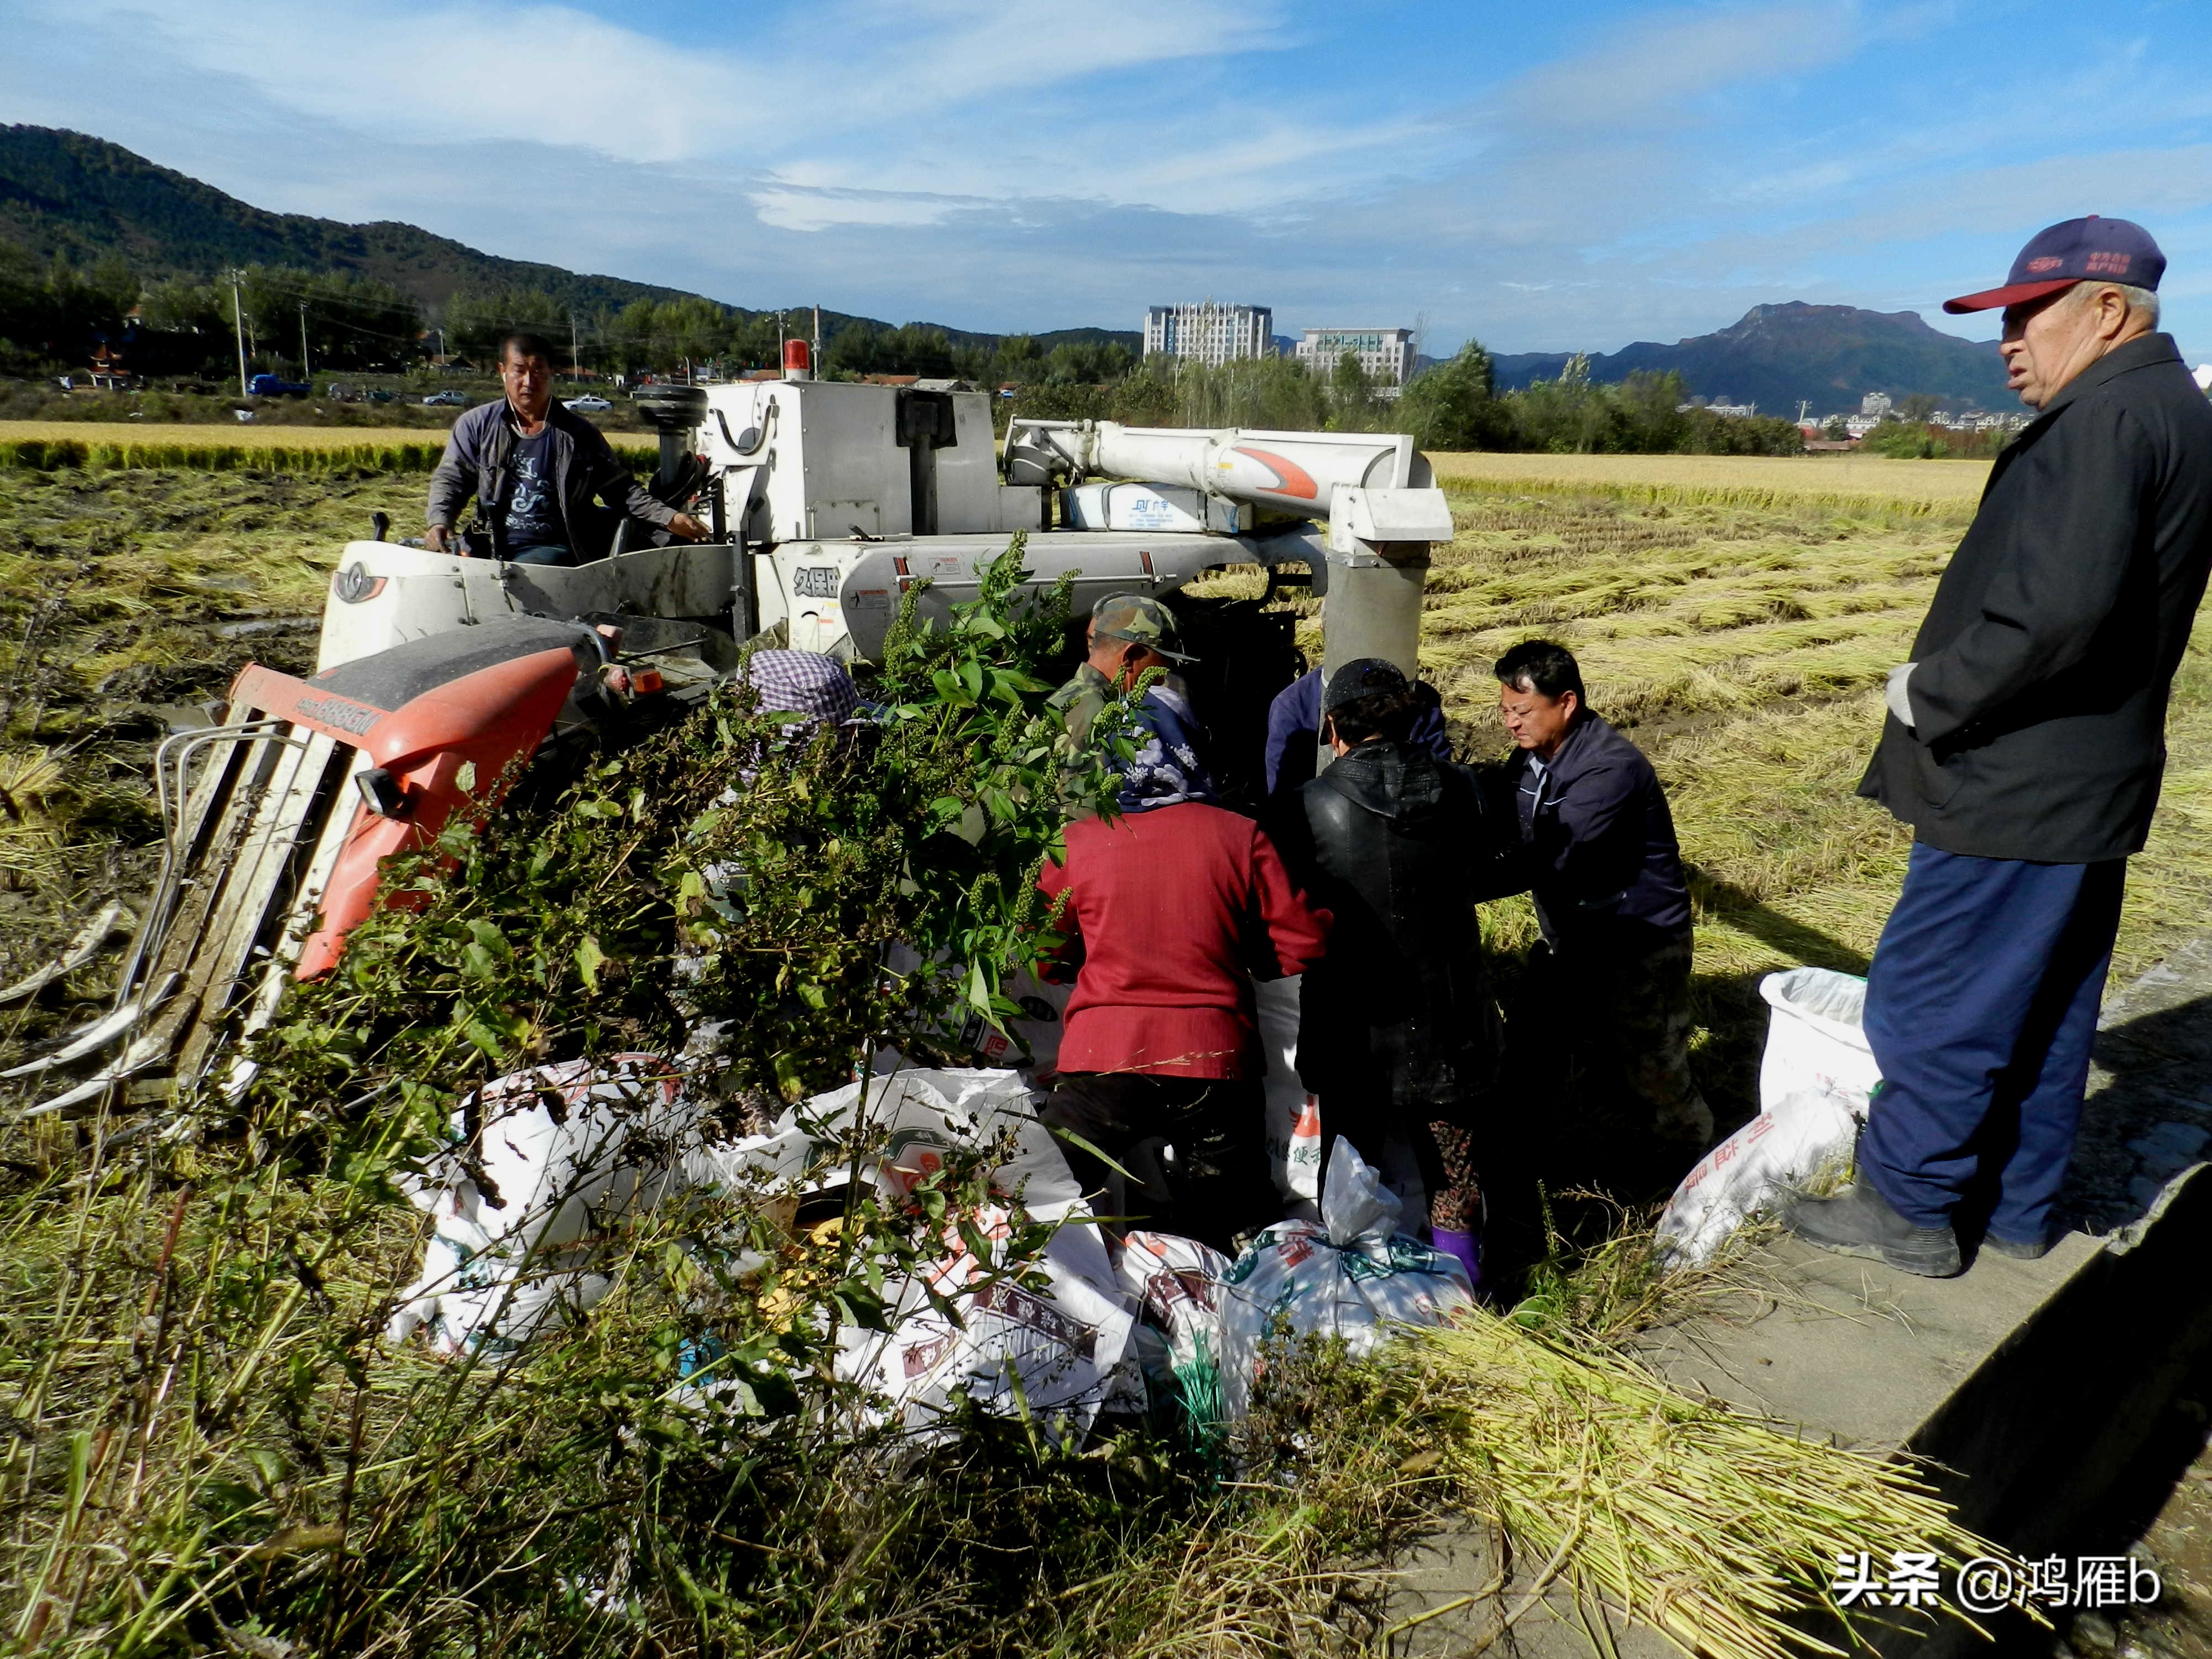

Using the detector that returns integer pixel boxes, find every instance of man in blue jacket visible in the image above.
[1495,639,1712,1147]
[1788,217,2212,1277]
[425,331,706,565]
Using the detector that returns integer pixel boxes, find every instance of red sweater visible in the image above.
[1037,802,1330,1079]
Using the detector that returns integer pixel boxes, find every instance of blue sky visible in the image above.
[9,0,2212,362]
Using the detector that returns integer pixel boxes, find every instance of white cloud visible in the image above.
[79,0,749,164]
[12,0,2212,362]
[750,187,976,233]
[1498,2,1864,134]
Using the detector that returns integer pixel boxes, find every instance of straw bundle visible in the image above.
[1404,1313,2032,1659]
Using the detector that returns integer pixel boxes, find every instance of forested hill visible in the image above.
[0,126,709,317]
[1491,302,2012,412]
[0,125,1138,354]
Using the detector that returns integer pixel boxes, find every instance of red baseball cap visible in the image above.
[1943,215,2166,315]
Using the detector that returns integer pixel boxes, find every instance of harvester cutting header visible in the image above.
[20,347,1455,1119]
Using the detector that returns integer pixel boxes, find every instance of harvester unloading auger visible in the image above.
[11,363,1455,1120]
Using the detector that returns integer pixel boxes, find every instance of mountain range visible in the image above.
[0,126,1136,354]
[1491,302,2012,415]
[4,125,2010,403]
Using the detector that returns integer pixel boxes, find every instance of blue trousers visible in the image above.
[507,542,576,567]
[1859,843,2125,1243]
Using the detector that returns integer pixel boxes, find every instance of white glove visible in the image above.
[1885,662,1917,729]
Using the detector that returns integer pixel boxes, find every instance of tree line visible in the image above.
[1008,347,1808,456]
[0,252,1150,389]
[3,248,1805,455]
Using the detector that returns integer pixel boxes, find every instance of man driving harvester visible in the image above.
[425,331,707,565]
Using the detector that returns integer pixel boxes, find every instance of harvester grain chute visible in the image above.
[14,362,1455,1120]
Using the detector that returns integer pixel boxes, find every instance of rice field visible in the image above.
[0,466,430,984]
[1428,448,1994,507]
[3,453,2204,1129]
[0,457,2164,1656]
[0,420,656,474]
[1408,476,2212,1121]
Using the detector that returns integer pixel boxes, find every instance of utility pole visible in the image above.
[299,301,311,384]
[812,304,821,375]
[230,269,249,397]
[1796,399,1811,424]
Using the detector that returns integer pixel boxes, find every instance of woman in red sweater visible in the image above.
[1037,757,1329,1254]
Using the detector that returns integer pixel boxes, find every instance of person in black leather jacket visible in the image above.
[1267,659,1524,1287]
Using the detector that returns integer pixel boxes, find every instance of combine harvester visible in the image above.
[13,351,1454,1118]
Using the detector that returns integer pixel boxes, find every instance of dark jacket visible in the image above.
[425,398,677,559]
[1262,666,1451,796]
[1271,742,1517,1108]
[1859,333,2212,863]
[1501,711,1692,954]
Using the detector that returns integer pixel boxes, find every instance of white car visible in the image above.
[564,394,613,413]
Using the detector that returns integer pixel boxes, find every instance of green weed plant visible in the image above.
[0,538,1255,1656]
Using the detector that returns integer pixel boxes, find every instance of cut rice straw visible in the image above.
[1400,1311,2043,1659]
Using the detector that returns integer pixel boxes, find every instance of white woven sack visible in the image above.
[1757,967,1880,1116]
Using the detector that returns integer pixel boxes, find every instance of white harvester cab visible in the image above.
[316,377,1449,672]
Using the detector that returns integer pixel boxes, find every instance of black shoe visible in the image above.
[1980,1232,2053,1261]
[1784,1183,1963,1278]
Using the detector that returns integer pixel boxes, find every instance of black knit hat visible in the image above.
[1321,658,1408,714]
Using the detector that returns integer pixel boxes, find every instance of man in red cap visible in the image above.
[1787,217,2212,1276]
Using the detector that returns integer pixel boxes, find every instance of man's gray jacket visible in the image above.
[425,399,678,559]
[1859,332,2212,863]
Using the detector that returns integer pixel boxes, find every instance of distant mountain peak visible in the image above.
[1491,301,2008,414]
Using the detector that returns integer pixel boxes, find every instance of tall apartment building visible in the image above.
[1142,302,1275,367]
[1294,326,1416,387]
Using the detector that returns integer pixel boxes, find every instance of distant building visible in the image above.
[1143,302,1275,367]
[1294,327,1416,387]
[1860,390,1894,418]
[1682,398,1758,418]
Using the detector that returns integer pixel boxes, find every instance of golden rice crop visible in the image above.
[1429,449,1991,512]
[1400,480,2212,1114]
[1402,1313,2039,1659]
[0,421,654,475]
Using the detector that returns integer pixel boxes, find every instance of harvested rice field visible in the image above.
[0,466,428,1005]
[1412,478,2212,1126]
[0,457,2192,1658]
[4,457,2206,1134]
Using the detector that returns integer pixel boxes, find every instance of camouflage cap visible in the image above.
[1091,592,1197,665]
